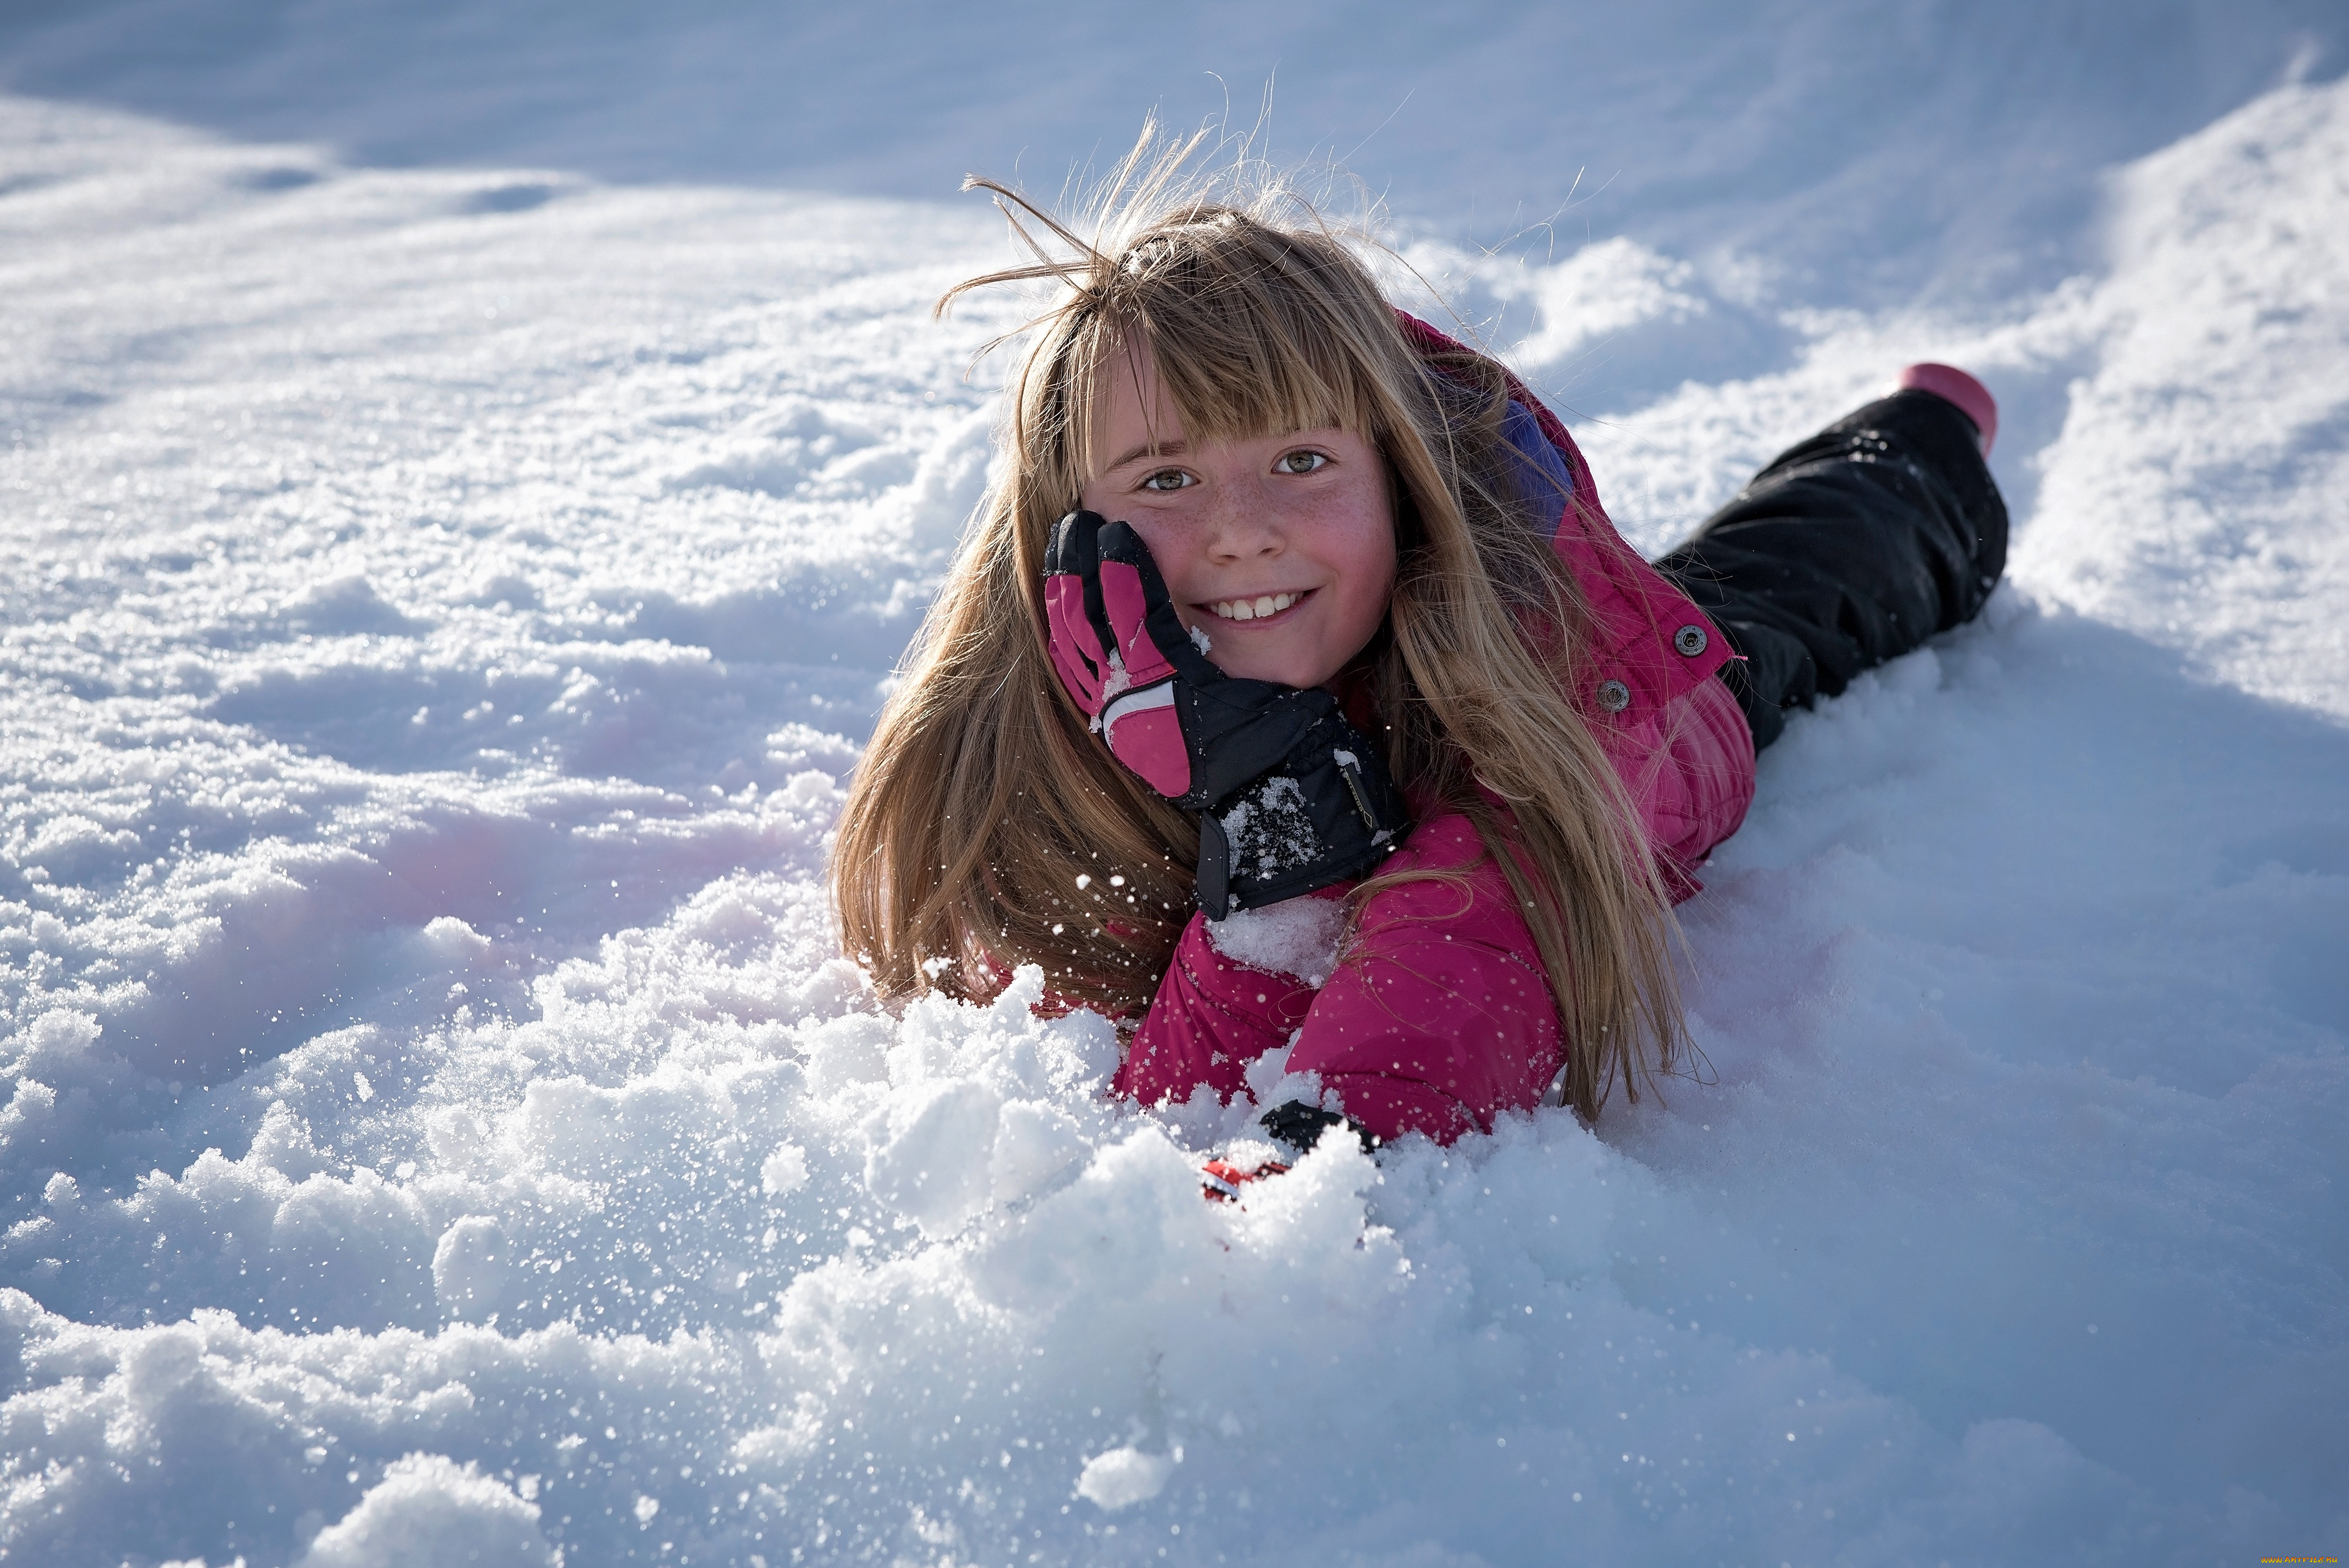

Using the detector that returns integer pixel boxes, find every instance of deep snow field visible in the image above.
[1,5,2346,1565]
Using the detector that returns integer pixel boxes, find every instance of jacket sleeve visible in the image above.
[1113,913,1318,1111]
[1283,813,1563,1145]
[1115,812,1564,1147]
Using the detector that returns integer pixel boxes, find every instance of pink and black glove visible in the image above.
[1259,1099,1381,1156]
[1045,509,1411,917]
[1198,1103,1382,1202]
[1199,1155,1289,1203]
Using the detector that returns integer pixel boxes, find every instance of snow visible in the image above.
[1074,1444,1174,1512]
[1,5,2345,1565]
[297,1452,556,1568]
[1216,776,1321,881]
[1203,896,1348,987]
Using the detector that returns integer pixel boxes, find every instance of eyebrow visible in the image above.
[1099,427,1333,475]
[1102,438,1190,474]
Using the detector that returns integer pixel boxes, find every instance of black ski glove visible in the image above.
[1260,1100,1382,1157]
[1044,510,1411,918]
[1201,1103,1381,1202]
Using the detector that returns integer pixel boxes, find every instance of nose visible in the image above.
[1199,480,1284,564]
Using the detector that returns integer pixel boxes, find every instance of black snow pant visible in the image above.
[1652,389,2008,751]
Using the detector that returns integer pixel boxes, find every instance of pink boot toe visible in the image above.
[1896,363,1997,457]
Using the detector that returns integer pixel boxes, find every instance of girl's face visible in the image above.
[1076,346,1398,691]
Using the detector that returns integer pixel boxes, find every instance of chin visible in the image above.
[1243,659,1326,688]
[1201,633,1330,688]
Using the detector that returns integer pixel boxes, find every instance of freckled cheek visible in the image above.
[1115,512,1174,557]
[1326,583,1386,658]
[1330,546,1396,659]
[1111,516,1200,599]
[1311,497,1395,621]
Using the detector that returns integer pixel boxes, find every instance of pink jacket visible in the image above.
[1110,315,1755,1143]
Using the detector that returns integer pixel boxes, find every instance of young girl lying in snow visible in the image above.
[833,142,2006,1180]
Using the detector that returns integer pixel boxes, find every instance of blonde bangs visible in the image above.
[1133,291,1372,444]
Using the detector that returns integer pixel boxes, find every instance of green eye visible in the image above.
[1141,470,1191,492]
[1278,450,1328,475]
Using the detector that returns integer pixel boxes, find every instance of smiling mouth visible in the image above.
[1204,588,1311,623]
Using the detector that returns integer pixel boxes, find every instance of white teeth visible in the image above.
[1209,592,1298,622]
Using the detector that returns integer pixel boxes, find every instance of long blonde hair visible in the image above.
[832,131,1683,1118]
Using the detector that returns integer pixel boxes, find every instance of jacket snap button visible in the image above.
[1596,679,1631,713]
[1674,624,1709,657]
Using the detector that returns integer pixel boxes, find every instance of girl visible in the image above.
[833,139,2004,1160]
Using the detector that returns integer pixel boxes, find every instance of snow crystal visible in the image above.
[1091,648,1133,732]
[759,1142,809,1196]
[1076,1445,1176,1510]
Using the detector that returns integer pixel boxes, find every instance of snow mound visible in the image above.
[0,28,2343,1568]
[298,1454,554,1568]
